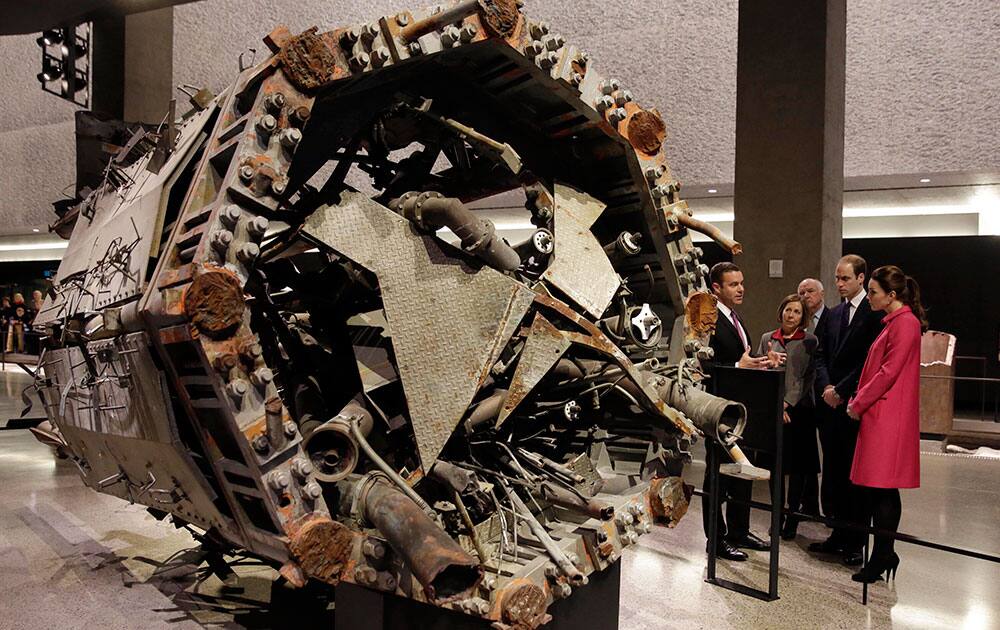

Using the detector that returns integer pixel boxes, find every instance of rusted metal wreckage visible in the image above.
[31,0,765,626]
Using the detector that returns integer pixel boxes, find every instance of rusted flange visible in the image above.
[279,27,343,91]
[685,291,718,337]
[183,267,246,339]
[627,109,666,155]
[478,0,520,38]
[286,513,358,585]
[500,581,550,629]
[647,476,693,528]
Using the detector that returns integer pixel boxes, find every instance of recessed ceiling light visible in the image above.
[919,178,931,183]
[707,188,718,194]
[32,228,40,232]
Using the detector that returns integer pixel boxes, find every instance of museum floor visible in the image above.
[0,367,997,630]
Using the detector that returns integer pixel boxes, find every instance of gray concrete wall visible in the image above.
[1,0,997,234]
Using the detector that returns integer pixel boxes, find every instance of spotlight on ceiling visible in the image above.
[707,188,718,194]
[919,178,931,183]
[36,24,90,107]
[32,228,40,233]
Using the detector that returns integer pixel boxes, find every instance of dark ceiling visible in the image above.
[0,0,200,35]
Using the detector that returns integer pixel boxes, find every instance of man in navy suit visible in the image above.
[810,255,883,565]
[701,262,770,561]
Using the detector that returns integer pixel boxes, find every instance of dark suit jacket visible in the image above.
[815,297,883,402]
[705,307,752,369]
[811,307,831,397]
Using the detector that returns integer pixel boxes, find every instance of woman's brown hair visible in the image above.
[776,294,806,330]
[871,265,929,332]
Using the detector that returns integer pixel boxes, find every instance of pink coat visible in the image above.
[848,305,921,489]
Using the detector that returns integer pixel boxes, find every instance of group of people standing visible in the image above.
[1,290,44,354]
[701,255,926,585]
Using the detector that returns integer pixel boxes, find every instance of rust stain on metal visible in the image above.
[685,291,718,337]
[286,513,358,585]
[647,476,693,528]
[627,108,666,156]
[478,0,520,38]
[183,268,245,340]
[278,27,344,91]
[500,580,550,628]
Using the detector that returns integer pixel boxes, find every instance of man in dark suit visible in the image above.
[796,277,829,518]
[811,255,883,565]
[701,262,770,561]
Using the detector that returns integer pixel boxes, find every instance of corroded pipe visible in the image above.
[399,0,479,42]
[647,376,746,443]
[302,403,372,482]
[390,192,521,271]
[539,481,614,521]
[672,211,742,255]
[356,478,483,602]
[463,388,507,433]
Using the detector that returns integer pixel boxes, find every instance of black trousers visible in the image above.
[817,405,864,549]
[702,443,752,542]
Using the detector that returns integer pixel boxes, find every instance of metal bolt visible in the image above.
[618,512,634,526]
[263,93,285,113]
[243,342,263,361]
[341,28,360,48]
[544,34,565,51]
[349,52,370,71]
[237,242,260,265]
[395,12,410,26]
[214,353,239,372]
[211,230,233,253]
[355,566,377,585]
[292,457,313,477]
[553,582,572,599]
[269,470,290,491]
[441,26,460,47]
[283,421,298,438]
[408,41,422,55]
[371,47,390,67]
[543,564,558,578]
[252,434,269,452]
[642,522,653,534]
[524,40,544,58]
[256,114,277,135]
[615,89,633,106]
[239,164,255,181]
[226,379,248,400]
[302,481,322,500]
[595,95,614,113]
[529,21,549,40]
[608,107,627,124]
[247,216,269,240]
[597,530,608,542]
[538,50,559,69]
[279,127,302,149]
[250,366,273,388]
[220,204,242,228]
[651,184,670,199]
[290,106,311,127]
[566,552,579,566]
[600,78,620,95]
[363,539,386,560]
[482,576,497,590]
[628,532,639,545]
[271,179,287,196]
[460,23,478,43]
[376,572,397,592]
[361,22,380,46]
[693,246,704,257]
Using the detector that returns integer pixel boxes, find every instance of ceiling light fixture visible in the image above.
[919,178,931,183]
[32,228,40,233]
[707,188,718,194]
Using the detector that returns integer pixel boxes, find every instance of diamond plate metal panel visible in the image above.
[303,191,535,471]
[541,183,620,319]
[36,106,215,326]
[497,313,571,426]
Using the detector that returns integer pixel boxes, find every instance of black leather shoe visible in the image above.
[709,540,748,561]
[728,532,770,551]
[843,551,864,566]
[808,538,844,554]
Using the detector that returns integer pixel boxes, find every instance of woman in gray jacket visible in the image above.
[757,294,819,540]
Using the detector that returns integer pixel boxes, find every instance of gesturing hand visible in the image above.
[738,349,769,369]
[766,342,787,369]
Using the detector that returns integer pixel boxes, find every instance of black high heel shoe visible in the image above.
[851,552,900,584]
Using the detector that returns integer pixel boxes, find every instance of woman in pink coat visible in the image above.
[846,265,927,584]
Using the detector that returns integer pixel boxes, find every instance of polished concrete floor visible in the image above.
[1,367,998,629]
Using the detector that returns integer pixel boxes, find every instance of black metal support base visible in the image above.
[335,563,621,630]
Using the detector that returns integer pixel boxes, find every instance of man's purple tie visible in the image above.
[731,310,748,351]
